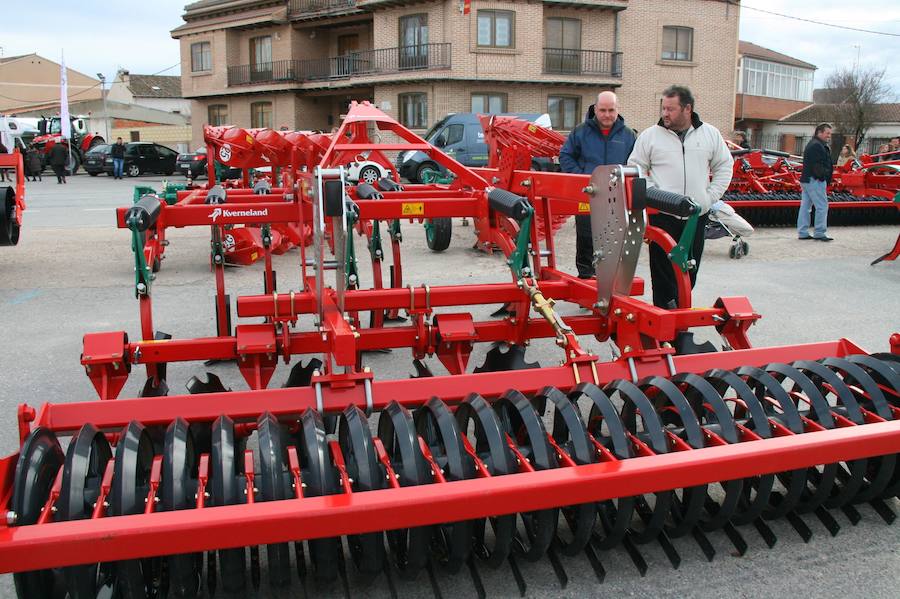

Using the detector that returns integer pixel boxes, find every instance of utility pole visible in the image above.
[97,73,109,142]
[852,44,861,71]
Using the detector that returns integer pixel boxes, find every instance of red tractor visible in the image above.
[32,115,105,175]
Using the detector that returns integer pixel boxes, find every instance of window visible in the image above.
[548,96,580,130]
[191,41,211,72]
[477,10,514,48]
[545,17,582,73]
[208,104,228,126]
[399,14,429,69]
[740,58,814,101]
[435,123,464,148]
[471,93,507,114]
[399,93,427,129]
[251,102,273,129]
[661,26,692,61]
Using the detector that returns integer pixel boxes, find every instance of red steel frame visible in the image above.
[2,102,899,576]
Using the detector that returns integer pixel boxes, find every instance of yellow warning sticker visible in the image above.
[250,252,258,261]
[578,202,591,213]
[402,202,425,216]
[246,134,254,145]
[528,124,537,133]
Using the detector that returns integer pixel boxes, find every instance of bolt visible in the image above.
[662,342,672,349]
[594,299,606,310]
[623,345,632,353]
[582,185,595,195]
[613,308,623,316]
[521,179,531,187]
[626,313,635,322]
[136,283,147,294]
[6,511,17,526]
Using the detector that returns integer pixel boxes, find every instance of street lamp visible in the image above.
[97,73,109,142]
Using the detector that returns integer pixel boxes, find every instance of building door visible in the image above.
[337,34,361,77]
[250,36,273,82]
[545,18,581,74]
[399,14,428,70]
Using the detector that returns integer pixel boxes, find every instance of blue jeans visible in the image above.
[113,158,124,178]
[798,178,828,238]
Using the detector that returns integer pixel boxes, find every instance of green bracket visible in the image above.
[210,227,226,270]
[421,168,454,185]
[668,206,702,274]
[507,208,535,279]
[369,220,384,261]
[127,225,152,298]
[345,210,359,287]
[261,223,272,249]
[388,218,402,243]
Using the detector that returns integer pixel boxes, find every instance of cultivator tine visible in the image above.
[185,372,229,394]
[635,496,681,569]
[545,545,569,589]
[619,534,649,576]
[337,540,352,599]
[691,526,716,562]
[840,503,862,525]
[474,343,539,373]
[465,555,487,599]
[506,554,527,597]
[752,517,778,548]
[785,511,813,542]
[250,545,261,590]
[869,498,897,524]
[582,541,606,582]
[284,358,323,388]
[206,551,216,596]
[294,541,307,583]
[425,559,444,599]
[814,506,842,536]
[411,359,434,378]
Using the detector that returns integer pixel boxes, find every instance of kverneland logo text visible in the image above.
[210,208,269,222]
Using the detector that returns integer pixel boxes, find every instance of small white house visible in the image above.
[763,103,900,155]
[107,70,191,117]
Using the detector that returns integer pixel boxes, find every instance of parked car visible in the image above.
[397,112,554,182]
[177,147,208,178]
[103,142,178,177]
[83,144,111,176]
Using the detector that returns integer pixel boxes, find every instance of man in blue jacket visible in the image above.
[798,122,834,241]
[559,91,636,278]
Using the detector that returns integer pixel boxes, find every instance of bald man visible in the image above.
[559,91,636,278]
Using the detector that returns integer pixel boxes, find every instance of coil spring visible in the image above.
[723,193,900,228]
[11,354,900,597]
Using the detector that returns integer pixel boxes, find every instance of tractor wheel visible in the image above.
[127,163,142,178]
[415,162,438,184]
[65,153,80,176]
[88,171,99,177]
[426,217,452,252]
[0,186,21,246]
[358,165,381,185]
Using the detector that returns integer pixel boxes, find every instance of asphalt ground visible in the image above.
[0,173,899,598]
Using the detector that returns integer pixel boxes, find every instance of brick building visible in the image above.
[734,41,815,149]
[172,0,740,147]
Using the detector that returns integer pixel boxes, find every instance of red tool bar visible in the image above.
[332,143,431,152]
[1,418,897,572]
[34,341,858,433]
[354,198,484,219]
[115,203,300,228]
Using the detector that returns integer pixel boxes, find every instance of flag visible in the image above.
[60,51,71,139]
[463,0,471,15]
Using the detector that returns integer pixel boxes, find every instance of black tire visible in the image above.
[88,171,99,177]
[107,171,115,177]
[127,163,141,177]
[426,217,452,252]
[358,165,381,185]
[0,186,20,246]
[164,169,175,176]
[65,152,80,176]
[415,162,438,184]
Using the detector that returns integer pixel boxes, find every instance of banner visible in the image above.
[60,51,71,139]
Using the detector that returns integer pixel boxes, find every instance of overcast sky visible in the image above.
[1,0,897,97]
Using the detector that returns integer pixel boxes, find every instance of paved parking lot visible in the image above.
[0,173,898,598]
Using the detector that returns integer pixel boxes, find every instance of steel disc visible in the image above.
[60,423,113,599]
[454,393,517,568]
[256,412,292,587]
[162,418,204,598]
[111,421,160,599]
[211,415,247,593]
[339,405,386,580]
[12,427,66,599]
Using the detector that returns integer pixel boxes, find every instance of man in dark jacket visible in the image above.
[49,142,69,184]
[26,144,42,182]
[798,123,834,241]
[110,137,126,179]
[559,91,636,278]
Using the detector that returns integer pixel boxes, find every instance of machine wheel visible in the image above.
[12,428,66,598]
[358,165,381,185]
[415,162,438,184]
[210,416,247,593]
[0,186,21,246]
[426,217,452,252]
[65,152,80,176]
[128,164,142,178]
[256,413,292,588]
[89,171,99,177]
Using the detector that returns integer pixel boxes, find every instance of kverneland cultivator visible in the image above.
[2,103,900,599]
[723,148,900,226]
[0,148,26,247]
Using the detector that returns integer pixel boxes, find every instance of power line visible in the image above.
[737,1,900,37]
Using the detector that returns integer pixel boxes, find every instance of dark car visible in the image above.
[104,142,178,177]
[83,144,111,176]
[177,147,208,179]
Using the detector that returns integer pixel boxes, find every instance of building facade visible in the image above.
[0,53,102,113]
[107,70,192,116]
[173,0,739,147]
[734,41,815,149]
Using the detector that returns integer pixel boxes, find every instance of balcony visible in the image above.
[227,44,451,87]
[543,48,623,78]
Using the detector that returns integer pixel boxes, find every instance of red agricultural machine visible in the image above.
[1,102,899,599]
[32,115,105,176]
[723,147,900,226]
[0,147,26,246]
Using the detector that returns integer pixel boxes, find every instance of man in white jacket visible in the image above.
[628,85,733,309]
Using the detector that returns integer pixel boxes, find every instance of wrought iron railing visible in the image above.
[227,60,301,86]
[542,48,623,77]
[228,45,451,86]
[289,0,356,14]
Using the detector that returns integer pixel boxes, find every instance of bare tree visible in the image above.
[824,66,891,150]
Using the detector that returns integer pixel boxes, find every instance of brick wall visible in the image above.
[111,125,192,152]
